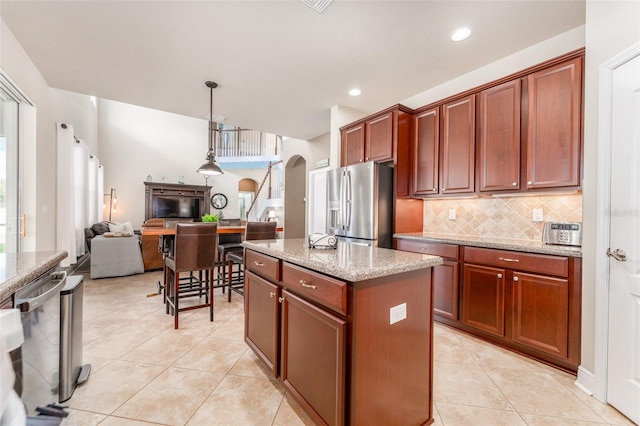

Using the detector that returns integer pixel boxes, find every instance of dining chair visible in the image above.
[226,221,277,302]
[216,218,243,287]
[164,222,218,329]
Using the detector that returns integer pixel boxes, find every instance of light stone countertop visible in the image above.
[243,238,442,282]
[394,233,583,258]
[0,251,69,301]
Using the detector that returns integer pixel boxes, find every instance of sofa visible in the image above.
[84,221,144,279]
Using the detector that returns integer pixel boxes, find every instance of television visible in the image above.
[154,196,201,219]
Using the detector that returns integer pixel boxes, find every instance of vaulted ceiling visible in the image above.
[1,1,585,140]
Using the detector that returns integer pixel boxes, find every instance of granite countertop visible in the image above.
[243,238,442,282]
[394,232,583,258]
[0,251,69,301]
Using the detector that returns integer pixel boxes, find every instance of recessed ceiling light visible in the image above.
[349,88,361,96]
[451,27,471,42]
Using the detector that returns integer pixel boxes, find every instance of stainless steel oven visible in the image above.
[14,270,67,415]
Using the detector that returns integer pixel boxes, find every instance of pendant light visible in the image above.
[197,81,224,176]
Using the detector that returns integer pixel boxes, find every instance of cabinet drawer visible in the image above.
[245,250,281,282]
[463,246,568,277]
[395,239,459,259]
[282,262,347,316]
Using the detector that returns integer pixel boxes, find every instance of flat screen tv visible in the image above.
[154,196,201,219]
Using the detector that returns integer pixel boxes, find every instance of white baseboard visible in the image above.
[576,366,597,398]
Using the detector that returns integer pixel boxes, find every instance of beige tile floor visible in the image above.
[60,269,635,426]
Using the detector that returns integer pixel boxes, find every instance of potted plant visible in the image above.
[202,213,220,223]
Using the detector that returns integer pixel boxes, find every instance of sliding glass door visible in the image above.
[0,86,20,253]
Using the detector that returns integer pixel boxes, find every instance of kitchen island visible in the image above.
[0,251,69,304]
[242,238,442,426]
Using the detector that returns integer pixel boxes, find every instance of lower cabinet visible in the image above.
[244,248,434,426]
[461,264,505,338]
[394,238,581,373]
[462,246,580,372]
[281,290,346,426]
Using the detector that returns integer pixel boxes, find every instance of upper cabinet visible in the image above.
[410,51,583,198]
[341,123,365,166]
[525,57,582,190]
[477,80,521,192]
[412,107,439,196]
[441,95,476,194]
[365,111,394,162]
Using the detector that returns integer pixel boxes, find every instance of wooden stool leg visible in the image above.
[174,272,180,329]
[209,267,214,322]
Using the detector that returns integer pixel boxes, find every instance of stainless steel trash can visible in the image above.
[59,275,90,402]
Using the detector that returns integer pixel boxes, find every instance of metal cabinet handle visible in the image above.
[300,280,317,290]
[254,261,265,267]
[527,180,532,185]
[269,292,276,298]
[499,257,520,263]
[511,182,517,187]
[606,248,627,262]
[513,276,519,282]
[497,273,503,279]
[278,296,283,303]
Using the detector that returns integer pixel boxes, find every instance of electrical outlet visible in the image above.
[532,208,544,222]
[449,209,456,220]
[390,303,407,325]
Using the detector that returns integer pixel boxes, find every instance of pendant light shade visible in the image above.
[197,81,224,176]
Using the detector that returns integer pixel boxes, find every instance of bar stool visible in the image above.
[226,221,277,302]
[216,218,243,288]
[164,222,218,329]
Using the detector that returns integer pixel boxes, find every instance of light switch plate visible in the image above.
[390,303,407,325]
[449,209,456,220]
[533,208,544,222]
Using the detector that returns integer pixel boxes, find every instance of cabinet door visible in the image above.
[244,271,280,378]
[365,111,393,163]
[511,272,569,358]
[341,124,365,166]
[413,107,440,196]
[462,264,505,337]
[478,80,521,192]
[433,260,459,321]
[281,290,346,426]
[526,57,582,189]
[441,95,475,194]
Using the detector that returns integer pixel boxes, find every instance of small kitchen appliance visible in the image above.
[542,222,582,246]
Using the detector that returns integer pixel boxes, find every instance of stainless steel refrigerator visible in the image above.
[327,161,393,247]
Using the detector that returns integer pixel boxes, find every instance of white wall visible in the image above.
[97,99,266,228]
[581,0,640,376]
[1,18,97,252]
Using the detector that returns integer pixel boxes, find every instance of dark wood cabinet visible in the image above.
[244,271,280,378]
[461,246,581,372]
[412,107,440,196]
[394,238,459,321]
[511,272,569,359]
[341,123,365,166]
[281,290,346,426]
[441,95,475,194]
[462,263,506,337]
[525,57,582,189]
[365,111,393,162]
[478,80,521,192]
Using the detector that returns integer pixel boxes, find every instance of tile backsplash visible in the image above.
[422,194,582,241]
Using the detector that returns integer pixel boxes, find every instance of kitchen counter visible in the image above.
[243,238,442,282]
[0,251,69,301]
[394,232,582,257]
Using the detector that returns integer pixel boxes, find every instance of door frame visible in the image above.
[591,42,640,402]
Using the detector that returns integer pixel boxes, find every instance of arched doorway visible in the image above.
[284,155,306,238]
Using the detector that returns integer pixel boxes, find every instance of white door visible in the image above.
[606,52,640,424]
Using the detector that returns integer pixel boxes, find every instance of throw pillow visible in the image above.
[92,222,110,235]
[109,221,134,235]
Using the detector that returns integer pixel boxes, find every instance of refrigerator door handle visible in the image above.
[345,171,352,231]
[340,170,346,230]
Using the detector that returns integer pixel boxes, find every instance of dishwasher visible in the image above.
[14,269,67,415]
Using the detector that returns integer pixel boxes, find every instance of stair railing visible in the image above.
[245,160,283,221]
